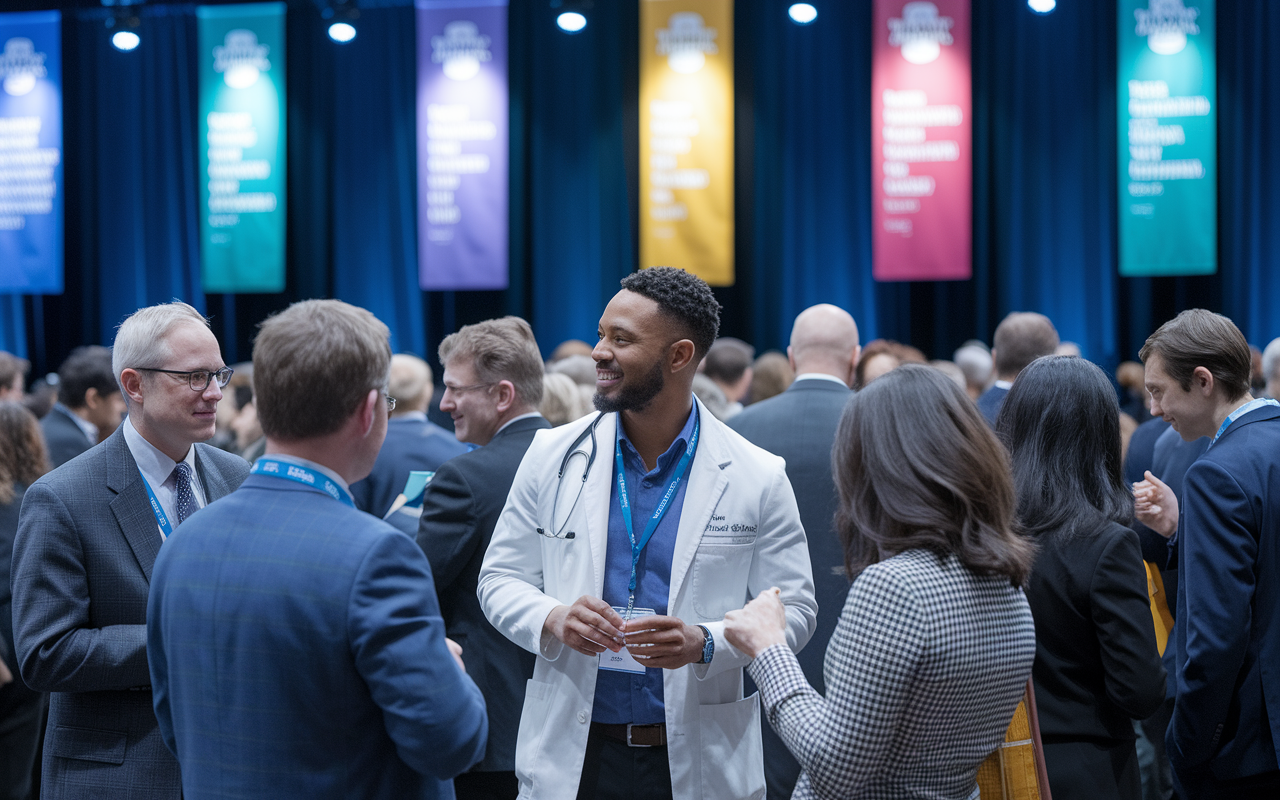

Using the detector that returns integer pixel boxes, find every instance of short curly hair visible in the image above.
[619,267,721,358]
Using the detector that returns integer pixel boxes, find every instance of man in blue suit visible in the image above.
[350,353,467,517]
[976,312,1058,425]
[147,299,488,800]
[1140,309,1280,798]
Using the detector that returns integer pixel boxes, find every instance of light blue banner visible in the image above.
[0,10,63,295]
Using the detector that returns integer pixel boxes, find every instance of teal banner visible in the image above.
[1117,0,1215,277]
[197,3,285,293]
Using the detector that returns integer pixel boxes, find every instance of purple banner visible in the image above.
[416,0,508,290]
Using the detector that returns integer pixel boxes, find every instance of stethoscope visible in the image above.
[536,412,606,540]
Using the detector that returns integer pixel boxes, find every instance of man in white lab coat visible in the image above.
[479,267,817,800]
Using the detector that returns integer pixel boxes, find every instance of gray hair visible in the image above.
[953,344,994,389]
[1262,337,1280,385]
[112,302,211,392]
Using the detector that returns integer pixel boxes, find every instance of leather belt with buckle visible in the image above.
[591,722,667,747]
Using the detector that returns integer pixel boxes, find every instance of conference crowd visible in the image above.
[1,267,1278,800]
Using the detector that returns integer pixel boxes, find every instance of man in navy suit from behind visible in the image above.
[727,303,859,799]
[1139,309,1280,798]
[976,312,1058,425]
[147,299,487,800]
[350,352,467,517]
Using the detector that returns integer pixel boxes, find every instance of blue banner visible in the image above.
[0,11,62,294]
[416,0,509,290]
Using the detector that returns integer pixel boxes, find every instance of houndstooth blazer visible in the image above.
[749,548,1036,800]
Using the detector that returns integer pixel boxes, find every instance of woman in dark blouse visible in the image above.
[997,356,1166,800]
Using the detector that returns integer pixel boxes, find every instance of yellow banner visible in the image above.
[639,0,734,286]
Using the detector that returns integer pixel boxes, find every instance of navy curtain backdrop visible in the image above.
[4,0,1279,376]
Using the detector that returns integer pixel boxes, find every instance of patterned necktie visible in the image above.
[172,462,199,525]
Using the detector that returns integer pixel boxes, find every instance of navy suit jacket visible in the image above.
[976,384,1009,426]
[351,415,469,517]
[148,471,488,799]
[1166,404,1280,791]
[416,415,549,774]
[728,377,853,799]
[10,427,248,800]
[40,405,95,468]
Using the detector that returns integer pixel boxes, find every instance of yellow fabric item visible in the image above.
[977,694,1041,800]
[1146,561,1173,656]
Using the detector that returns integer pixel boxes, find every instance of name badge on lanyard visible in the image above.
[141,475,175,540]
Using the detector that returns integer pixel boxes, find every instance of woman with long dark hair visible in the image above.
[725,364,1037,799]
[0,401,51,800]
[997,356,1165,800]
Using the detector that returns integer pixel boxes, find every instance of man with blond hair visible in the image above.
[351,353,467,517]
[148,299,487,799]
[416,316,549,799]
[11,301,249,800]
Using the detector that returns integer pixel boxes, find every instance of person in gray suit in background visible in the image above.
[727,303,860,800]
[41,346,128,468]
[10,302,250,800]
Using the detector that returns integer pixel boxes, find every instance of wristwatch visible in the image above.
[697,624,714,664]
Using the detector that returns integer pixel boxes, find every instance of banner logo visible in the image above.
[431,21,491,81]
[656,13,717,74]
[213,30,271,89]
[1135,0,1199,55]
[0,38,47,97]
[888,2,953,65]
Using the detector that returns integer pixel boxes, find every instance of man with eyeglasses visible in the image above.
[10,301,249,800]
[415,315,549,800]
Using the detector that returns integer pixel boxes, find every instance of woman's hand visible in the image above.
[724,587,787,659]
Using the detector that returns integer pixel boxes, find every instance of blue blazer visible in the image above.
[976,384,1009,426]
[147,473,488,800]
[1166,404,1280,792]
[350,415,469,517]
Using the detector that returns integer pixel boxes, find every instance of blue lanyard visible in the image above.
[141,474,175,539]
[1213,398,1280,444]
[251,458,355,507]
[614,409,699,615]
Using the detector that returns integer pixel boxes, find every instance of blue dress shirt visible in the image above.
[592,404,698,725]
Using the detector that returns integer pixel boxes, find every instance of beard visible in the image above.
[594,359,665,414]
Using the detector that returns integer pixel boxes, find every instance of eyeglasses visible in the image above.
[443,381,495,396]
[134,367,233,392]
[384,393,397,412]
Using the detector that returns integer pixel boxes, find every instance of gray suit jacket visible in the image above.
[40,405,95,468]
[10,425,249,800]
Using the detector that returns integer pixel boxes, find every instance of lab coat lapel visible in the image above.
[580,412,618,597]
[669,399,730,603]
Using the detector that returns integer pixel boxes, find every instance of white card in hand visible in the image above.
[598,607,655,674]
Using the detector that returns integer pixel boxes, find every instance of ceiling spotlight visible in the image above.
[1028,0,1056,12]
[788,3,818,24]
[105,5,142,51]
[111,30,141,51]
[557,12,586,32]
[328,22,356,42]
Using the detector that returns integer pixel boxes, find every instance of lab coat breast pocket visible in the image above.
[691,526,756,619]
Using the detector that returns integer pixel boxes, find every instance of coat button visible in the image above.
[578,711,588,723]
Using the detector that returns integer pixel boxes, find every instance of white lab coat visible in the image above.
[479,398,817,800]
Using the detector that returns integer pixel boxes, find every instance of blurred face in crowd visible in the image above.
[440,356,502,446]
[121,322,226,461]
[85,388,128,441]
[861,353,899,387]
[0,372,22,401]
[1145,353,1215,441]
[592,290,669,414]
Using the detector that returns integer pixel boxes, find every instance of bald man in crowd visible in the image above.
[350,353,468,518]
[976,311,1059,425]
[727,303,860,799]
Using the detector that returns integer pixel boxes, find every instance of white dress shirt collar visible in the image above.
[122,416,206,537]
[495,412,545,436]
[792,373,850,387]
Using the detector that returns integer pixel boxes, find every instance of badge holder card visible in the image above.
[598,607,655,674]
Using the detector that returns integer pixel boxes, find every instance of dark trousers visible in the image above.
[454,770,518,800]
[576,728,673,800]
[0,684,45,800]
[1173,769,1280,800]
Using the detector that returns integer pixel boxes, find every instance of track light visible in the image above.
[322,2,359,44]
[1028,0,1056,13]
[104,3,142,52]
[788,4,818,25]
[551,0,592,34]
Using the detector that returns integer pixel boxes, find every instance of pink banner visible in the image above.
[871,0,971,282]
